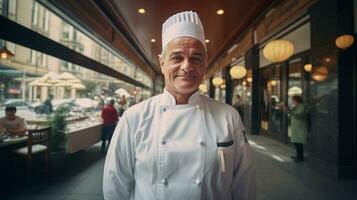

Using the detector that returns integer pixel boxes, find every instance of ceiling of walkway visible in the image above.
[49,0,274,77]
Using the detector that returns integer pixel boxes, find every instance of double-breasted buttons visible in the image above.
[161,178,168,185]
[198,139,205,146]
[160,106,167,112]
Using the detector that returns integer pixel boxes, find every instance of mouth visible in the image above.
[175,75,196,79]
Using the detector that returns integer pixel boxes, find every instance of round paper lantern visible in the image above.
[263,39,294,63]
[335,34,354,49]
[212,77,224,86]
[199,83,208,92]
[312,66,328,82]
[304,64,312,72]
[230,65,247,79]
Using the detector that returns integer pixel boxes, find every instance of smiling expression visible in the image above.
[160,37,206,95]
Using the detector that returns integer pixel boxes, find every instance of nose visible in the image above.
[180,57,194,72]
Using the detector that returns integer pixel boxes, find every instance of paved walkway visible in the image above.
[1,135,356,200]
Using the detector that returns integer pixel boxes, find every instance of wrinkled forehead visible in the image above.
[164,37,206,56]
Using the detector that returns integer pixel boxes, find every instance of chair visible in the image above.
[12,127,51,176]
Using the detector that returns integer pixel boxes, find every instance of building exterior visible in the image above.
[0,0,152,103]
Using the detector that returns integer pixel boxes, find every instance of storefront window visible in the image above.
[2,0,152,89]
[260,65,283,135]
[0,42,147,121]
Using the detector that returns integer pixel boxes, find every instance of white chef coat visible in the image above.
[103,89,255,200]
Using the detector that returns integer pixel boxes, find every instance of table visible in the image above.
[0,136,27,148]
[66,123,102,154]
[0,122,103,154]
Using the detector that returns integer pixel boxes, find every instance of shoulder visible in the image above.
[201,95,238,117]
[123,94,160,121]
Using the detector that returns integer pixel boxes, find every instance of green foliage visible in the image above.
[47,106,69,151]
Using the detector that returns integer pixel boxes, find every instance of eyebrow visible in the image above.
[168,51,204,59]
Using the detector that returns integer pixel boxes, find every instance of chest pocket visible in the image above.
[216,135,235,186]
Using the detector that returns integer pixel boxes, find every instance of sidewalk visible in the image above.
[249,134,357,200]
[1,136,356,200]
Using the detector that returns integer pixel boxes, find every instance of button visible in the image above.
[198,139,205,146]
[194,178,201,185]
[161,178,168,185]
[161,139,167,145]
[160,106,167,112]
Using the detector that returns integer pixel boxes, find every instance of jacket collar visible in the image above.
[161,88,201,106]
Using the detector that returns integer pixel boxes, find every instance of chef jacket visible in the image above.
[103,89,255,200]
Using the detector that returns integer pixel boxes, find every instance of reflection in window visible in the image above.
[0,0,3,16]
[31,1,39,26]
[260,65,282,134]
[8,0,17,20]
[43,9,49,32]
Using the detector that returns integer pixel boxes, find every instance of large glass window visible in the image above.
[260,65,283,136]
[3,0,152,89]
[0,0,154,122]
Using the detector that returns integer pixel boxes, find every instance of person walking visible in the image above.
[101,99,119,151]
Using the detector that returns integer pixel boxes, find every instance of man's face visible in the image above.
[5,111,16,121]
[160,37,206,94]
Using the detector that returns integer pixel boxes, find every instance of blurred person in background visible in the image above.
[44,94,54,114]
[280,95,308,162]
[101,99,119,151]
[0,106,27,136]
[233,94,244,121]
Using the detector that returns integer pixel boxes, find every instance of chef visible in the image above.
[103,11,256,200]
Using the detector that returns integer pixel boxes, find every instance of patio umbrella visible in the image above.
[71,83,86,90]
[114,88,130,97]
[29,80,52,86]
[288,86,302,96]
[74,98,98,108]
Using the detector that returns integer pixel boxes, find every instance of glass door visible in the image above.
[286,58,304,142]
[259,64,284,140]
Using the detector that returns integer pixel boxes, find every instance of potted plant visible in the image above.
[47,105,69,173]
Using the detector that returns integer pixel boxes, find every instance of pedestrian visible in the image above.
[233,94,244,121]
[280,95,308,162]
[44,94,53,114]
[103,11,255,200]
[101,99,119,151]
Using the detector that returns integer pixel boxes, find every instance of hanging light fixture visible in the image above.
[304,64,312,72]
[312,66,328,82]
[230,65,247,79]
[335,34,354,49]
[263,39,294,63]
[220,84,226,89]
[212,77,224,86]
[246,70,252,83]
[270,80,277,86]
[199,83,208,93]
[0,46,14,59]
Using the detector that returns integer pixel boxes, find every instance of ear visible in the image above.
[159,54,165,73]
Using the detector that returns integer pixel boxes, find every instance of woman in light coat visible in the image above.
[281,95,308,162]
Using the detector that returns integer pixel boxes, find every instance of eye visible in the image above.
[170,55,183,62]
[191,57,203,64]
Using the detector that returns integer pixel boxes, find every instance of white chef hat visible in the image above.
[162,11,206,52]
